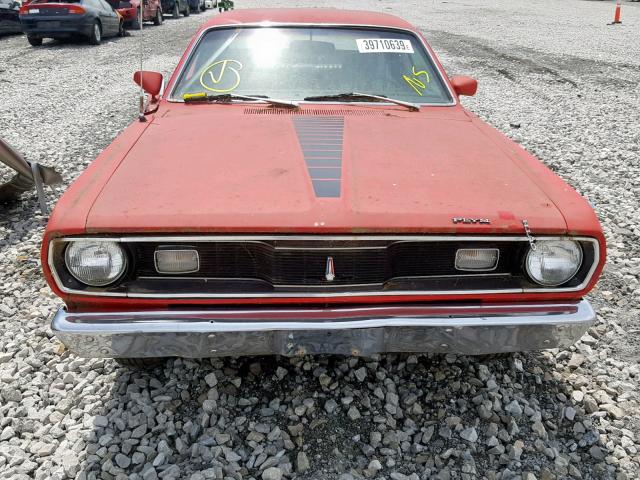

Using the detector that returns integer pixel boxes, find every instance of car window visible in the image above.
[82,0,103,10]
[98,0,114,11]
[94,0,112,10]
[171,27,453,104]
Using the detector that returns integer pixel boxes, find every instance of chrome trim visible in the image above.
[454,248,500,272]
[51,300,596,357]
[166,23,457,107]
[48,236,600,298]
[136,272,511,287]
[397,273,510,279]
[137,276,267,281]
[137,278,386,289]
[54,234,592,243]
[90,289,523,299]
[325,256,335,282]
[154,249,201,274]
[273,246,387,251]
[266,282,385,289]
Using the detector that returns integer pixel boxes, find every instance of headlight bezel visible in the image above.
[524,239,584,287]
[63,240,128,287]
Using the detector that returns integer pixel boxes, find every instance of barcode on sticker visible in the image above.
[356,39,414,53]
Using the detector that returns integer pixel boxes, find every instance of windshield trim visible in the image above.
[167,23,457,107]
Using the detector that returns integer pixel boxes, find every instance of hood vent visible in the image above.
[244,108,384,116]
[293,116,344,198]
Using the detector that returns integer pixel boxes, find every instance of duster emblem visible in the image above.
[325,257,335,282]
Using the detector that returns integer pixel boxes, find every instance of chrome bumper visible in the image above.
[51,301,595,358]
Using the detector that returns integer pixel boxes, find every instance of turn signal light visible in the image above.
[154,249,200,274]
[68,5,86,13]
[455,248,499,271]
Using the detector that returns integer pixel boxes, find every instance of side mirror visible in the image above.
[450,75,478,97]
[133,71,163,96]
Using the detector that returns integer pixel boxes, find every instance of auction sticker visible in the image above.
[356,39,414,53]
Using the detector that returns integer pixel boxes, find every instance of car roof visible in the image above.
[201,8,417,31]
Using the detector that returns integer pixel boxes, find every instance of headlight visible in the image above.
[525,240,582,286]
[65,241,127,287]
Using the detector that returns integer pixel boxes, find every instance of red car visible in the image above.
[108,0,162,29]
[42,9,605,367]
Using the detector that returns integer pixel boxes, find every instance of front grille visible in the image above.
[135,242,391,285]
[129,239,525,290]
[49,236,598,298]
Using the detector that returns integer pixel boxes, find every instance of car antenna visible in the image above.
[138,6,147,123]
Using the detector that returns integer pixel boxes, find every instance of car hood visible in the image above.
[85,105,568,234]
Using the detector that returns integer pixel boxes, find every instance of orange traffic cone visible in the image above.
[613,0,622,24]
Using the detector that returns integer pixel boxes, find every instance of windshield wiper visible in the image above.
[183,93,299,109]
[303,92,420,111]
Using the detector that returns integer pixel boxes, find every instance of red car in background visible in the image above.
[42,9,605,367]
[107,0,161,29]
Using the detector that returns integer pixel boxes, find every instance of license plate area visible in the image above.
[38,21,62,28]
[278,328,384,356]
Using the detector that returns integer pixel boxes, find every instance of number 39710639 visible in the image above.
[356,38,414,53]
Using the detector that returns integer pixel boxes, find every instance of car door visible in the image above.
[83,0,109,34]
[96,0,119,36]
[0,0,20,34]
[0,1,8,35]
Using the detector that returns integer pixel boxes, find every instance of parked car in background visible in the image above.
[160,0,187,18]
[203,0,214,10]
[42,9,606,367]
[107,0,162,29]
[0,0,22,35]
[19,0,123,46]
[187,0,203,13]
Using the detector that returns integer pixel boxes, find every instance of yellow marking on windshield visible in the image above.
[403,66,430,96]
[199,59,243,93]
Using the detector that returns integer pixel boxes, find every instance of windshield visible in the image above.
[171,27,453,104]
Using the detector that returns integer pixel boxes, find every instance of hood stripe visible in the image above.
[293,116,344,198]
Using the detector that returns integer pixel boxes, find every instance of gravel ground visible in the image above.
[1,1,639,479]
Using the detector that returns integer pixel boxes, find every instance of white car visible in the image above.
[203,0,215,8]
